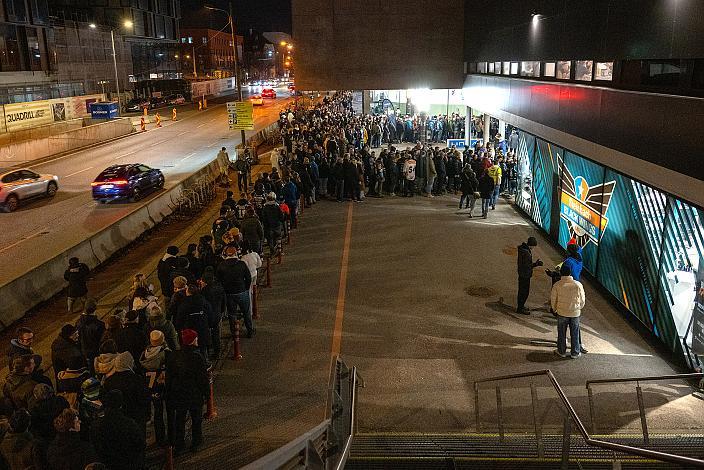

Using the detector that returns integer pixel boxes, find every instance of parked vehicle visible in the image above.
[166,94,186,105]
[149,96,167,109]
[125,98,150,113]
[0,169,59,212]
[91,164,164,203]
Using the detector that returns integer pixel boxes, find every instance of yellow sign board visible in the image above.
[227,101,254,130]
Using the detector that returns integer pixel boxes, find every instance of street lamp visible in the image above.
[108,19,133,114]
[205,2,246,144]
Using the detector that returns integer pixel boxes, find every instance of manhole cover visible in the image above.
[502,245,517,256]
[465,286,497,298]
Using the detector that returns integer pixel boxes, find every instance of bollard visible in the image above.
[252,285,259,319]
[286,223,291,245]
[198,100,203,111]
[232,319,243,360]
[277,247,283,265]
[155,112,162,128]
[205,367,217,419]
[300,195,305,214]
[165,446,174,470]
[140,117,146,132]
[143,106,148,117]
[265,256,272,288]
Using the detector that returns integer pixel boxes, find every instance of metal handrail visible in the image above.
[335,366,360,470]
[586,372,704,386]
[474,369,704,467]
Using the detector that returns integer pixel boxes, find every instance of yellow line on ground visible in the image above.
[330,202,354,362]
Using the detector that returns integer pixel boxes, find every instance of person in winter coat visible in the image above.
[47,408,98,470]
[261,193,285,256]
[140,331,170,446]
[551,264,586,358]
[477,171,495,218]
[216,246,254,338]
[93,339,118,380]
[146,305,179,352]
[166,329,209,454]
[2,356,40,410]
[240,207,265,255]
[487,160,503,209]
[156,246,179,303]
[562,243,584,282]
[50,324,83,381]
[75,299,104,374]
[281,177,299,228]
[64,257,89,313]
[517,236,543,315]
[29,384,68,443]
[0,409,40,470]
[458,165,479,217]
[6,327,39,373]
[117,310,147,372]
[90,390,145,470]
[174,284,213,360]
[101,352,150,436]
[200,269,226,359]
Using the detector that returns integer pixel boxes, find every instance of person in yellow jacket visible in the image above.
[487,159,502,210]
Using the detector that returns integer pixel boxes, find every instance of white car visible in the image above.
[0,168,59,212]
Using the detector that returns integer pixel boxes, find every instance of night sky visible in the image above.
[180,0,292,34]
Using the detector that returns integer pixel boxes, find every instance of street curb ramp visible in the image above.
[0,159,223,330]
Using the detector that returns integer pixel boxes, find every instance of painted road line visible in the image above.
[64,166,94,178]
[197,122,207,129]
[177,131,188,137]
[330,202,354,362]
[0,231,45,255]
[180,152,196,163]
[206,141,219,148]
[150,139,168,147]
[115,151,137,160]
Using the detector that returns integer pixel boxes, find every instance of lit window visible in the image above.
[202,37,207,44]
[520,61,540,77]
[543,62,556,77]
[478,62,487,73]
[510,62,518,75]
[494,62,501,74]
[556,61,571,79]
[595,61,613,81]
[575,60,593,81]
[488,62,495,73]
[188,37,193,44]
[503,61,510,75]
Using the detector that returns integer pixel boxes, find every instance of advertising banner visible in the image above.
[228,101,254,130]
[4,100,55,132]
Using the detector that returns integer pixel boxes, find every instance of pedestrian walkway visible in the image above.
[179,191,704,468]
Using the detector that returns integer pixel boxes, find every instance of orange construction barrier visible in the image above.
[140,116,146,132]
[198,100,203,111]
[203,97,208,108]
[172,107,177,121]
[143,106,148,117]
[155,112,162,128]
[205,367,217,419]
[232,319,243,360]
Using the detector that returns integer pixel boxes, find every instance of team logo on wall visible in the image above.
[559,162,616,247]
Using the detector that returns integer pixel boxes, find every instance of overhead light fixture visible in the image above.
[89,23,97,29]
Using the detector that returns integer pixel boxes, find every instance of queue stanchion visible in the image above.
[165,446,174,470]
[286,221,291,245]
[252,285,259,319]
[232,319,243,361]
[265,256,272,288]
[300,195,304,215]
[205,366,217,419]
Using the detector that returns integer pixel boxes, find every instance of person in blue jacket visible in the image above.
[280,177,299,228]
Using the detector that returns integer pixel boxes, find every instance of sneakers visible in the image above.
[516,308,531,315]
[554,349,569,358]
[580,347,588,354]
[570,353,581,359]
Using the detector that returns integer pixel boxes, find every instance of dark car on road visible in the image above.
[125,98,150,113]
[149,96,167,109]
[91,164,164,203]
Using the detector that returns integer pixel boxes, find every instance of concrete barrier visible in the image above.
[0,158,222,330]
[0,118,134,167]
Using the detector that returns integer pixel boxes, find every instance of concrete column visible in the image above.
[484,113,491,145]
[498,119,507,141]
[362,90,372,114]
[465,106,472,146]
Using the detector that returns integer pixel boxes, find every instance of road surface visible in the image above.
[0,89,291,286]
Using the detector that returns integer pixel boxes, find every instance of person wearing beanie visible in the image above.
[75,298,105,374]
[167,275,189,321]
[140,330,170,446]
[261,190,285,256]
[147,305,179,351]
[0,408,38,470]
[50,324,83,384]
[157,245,180,304]
[118,310,148,372]
[90,389,145,470]
[552,263,586,359]
[167,329,209,454]
[29,383,69,442]
[101,352,150,437]
[93,339,118,379]
[48,408,98,470]
[78,377,103,440]
[516,236,543,315]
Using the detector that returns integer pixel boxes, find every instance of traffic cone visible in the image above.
[232,319,243,360]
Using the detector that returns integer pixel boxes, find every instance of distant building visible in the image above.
[179,28,243,79]
[243,29,276,81]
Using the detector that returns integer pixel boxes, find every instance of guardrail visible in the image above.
[474,369,704,469]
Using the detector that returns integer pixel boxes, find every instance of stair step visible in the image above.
[345,457,684,469]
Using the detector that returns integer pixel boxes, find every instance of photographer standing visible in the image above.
[516,237,543,315]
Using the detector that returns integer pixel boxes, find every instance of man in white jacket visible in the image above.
[551,264,586,358]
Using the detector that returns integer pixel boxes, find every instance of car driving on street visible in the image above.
[0,168,59,212]
[261,88,277,99]
[91,164,164,203]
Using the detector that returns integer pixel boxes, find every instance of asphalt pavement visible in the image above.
[0,89,291,290]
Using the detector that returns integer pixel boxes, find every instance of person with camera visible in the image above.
[516,236,543,315]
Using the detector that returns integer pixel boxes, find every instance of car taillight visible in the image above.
[91,180,128,186]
